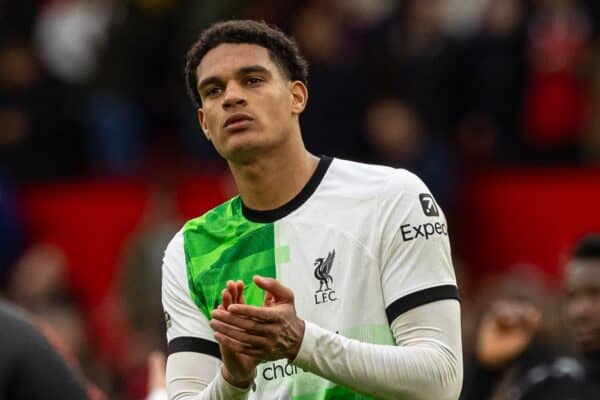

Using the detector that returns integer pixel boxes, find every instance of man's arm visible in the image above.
[294,299,462,400]
[211,278,462,400]
[162,232,253,400]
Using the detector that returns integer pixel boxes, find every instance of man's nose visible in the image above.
[222,83,247,109]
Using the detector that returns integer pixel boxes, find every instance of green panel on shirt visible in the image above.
[292,385,376,400]
[183,196,277,320]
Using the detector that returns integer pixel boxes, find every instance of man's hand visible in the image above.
[476,300,541,369]
[215,280,258,389]
[210,276,306,362]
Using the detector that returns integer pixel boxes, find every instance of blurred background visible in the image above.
[1,0,599,398]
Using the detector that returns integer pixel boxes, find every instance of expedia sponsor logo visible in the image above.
[419,193,439,217]
[400,222,448,241]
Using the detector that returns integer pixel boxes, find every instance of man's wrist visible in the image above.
[220,365,254,389]
[288,318,306,361]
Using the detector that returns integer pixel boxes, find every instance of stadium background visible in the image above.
[1,0,600,398]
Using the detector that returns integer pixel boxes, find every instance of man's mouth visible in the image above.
[224,114,253,129]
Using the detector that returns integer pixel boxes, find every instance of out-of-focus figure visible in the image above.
[0,300,89,399]
[461,235,600,399]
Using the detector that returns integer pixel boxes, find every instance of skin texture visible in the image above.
[195,43,318,211]
[565,260,600,353]
[476,300,541,368]
[193,43,314,387]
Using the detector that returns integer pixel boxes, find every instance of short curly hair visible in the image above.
[184,20,309,108]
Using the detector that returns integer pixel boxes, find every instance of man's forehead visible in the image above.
[196,43,275,80]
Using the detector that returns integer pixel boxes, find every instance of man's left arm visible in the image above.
[211,171,463,399]
[211,277,461,400]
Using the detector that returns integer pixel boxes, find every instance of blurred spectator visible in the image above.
[0,37,86,181]
[0,0,39,38]
[460,264,562,399]
[361,0,462,138]
[458,0,528,164]
[363,97,456,210]
[0,300,89,399]
[503,234,600,399]
[581,40,600,164]
[5,243,70,311]
[291,0,366,159]
[34,0,117,84]
[145,351,167,400]
[0,175,25,286]
[462,236,600,399]
[522,0,591,163]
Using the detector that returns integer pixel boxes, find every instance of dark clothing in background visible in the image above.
[0,302,89,400]
[514,356,600,400]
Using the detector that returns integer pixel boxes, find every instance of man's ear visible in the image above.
[290,81,308,115]
[198,108,211,141]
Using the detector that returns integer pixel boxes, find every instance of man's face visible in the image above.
[195,43,304,163]
[565,260,600,353]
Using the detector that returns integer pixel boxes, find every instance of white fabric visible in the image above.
[162,157,461,399]
[166,352,250,400]
[166,300,462,400]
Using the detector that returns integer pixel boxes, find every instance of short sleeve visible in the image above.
[162,230,221,360]
[378,170,459,324]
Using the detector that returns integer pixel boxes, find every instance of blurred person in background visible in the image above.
[522,0,591,163]
[505,234,600,399]
[0,300,89,399]
[458,0,528,164]
[0,175,25,287]
[462,235,600,399]
[363,97,456,212]
[361,0,462,140]
[0,36,86,181]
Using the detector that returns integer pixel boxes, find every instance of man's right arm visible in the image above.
[162,231,251,400]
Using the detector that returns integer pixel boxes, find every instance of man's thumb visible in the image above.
[254,276,293,301]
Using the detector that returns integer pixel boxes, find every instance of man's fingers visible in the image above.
[227,281,238,303]
[212,309,271,334]
[253,276,294,302]
[227,303,278,321]
[214,332,268,358]
[222,289,232,310]
[210,319,270,348]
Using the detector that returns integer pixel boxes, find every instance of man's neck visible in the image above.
[228,145,320,211]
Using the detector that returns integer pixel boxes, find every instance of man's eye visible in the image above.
[206,87,222,97]
[246,77,262,86]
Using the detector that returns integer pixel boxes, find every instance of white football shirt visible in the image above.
[162,156,459,399]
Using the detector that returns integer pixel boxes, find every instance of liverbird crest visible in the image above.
[314,250,335,292]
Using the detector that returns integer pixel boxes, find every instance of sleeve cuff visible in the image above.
[217,369,252,398]
[291,320,320,368]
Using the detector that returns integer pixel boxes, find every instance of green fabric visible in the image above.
[183,197,276,320]
[292,385,375,400]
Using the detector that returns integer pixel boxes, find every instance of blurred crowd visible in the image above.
[1,0,600,399]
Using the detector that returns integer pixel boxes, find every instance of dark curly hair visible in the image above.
[572,234,600,261]
[184,20,309,108]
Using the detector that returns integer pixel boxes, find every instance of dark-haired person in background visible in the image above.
[0,301,89,400]
[462,234,600,399]
[162,20,462,400]
[511,234,600,399]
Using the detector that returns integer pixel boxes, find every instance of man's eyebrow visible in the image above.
[197,76,222,92]
[197,65,272,93]
[237,65,271,76]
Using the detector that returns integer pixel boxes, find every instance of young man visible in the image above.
[162,20,462,400]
